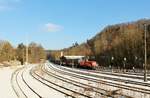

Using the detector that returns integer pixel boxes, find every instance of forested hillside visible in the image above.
[88,19,150,68]
[47,19,150,69]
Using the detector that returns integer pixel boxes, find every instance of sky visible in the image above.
[0,0,150,50]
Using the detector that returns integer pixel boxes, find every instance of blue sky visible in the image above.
[0,0,150,50]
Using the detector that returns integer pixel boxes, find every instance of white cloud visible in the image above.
[43,23,63,32]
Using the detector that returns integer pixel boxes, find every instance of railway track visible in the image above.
[45,63,134,98]
[21,69,42,98]
[41,65,122,97]
[11,67,27,98]
[56,64,150,87]
[11,63,150,98]
[58,64,150,78]
[12,64,93,98]
[88,71,150,81]
[84,69,150,80]
[31,67,93,98]
[47,63,150,97]
[11,66,43,98]
[30,64,133,98]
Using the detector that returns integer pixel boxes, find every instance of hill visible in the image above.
[47,19,150,69]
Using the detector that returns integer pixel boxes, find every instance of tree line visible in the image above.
[0,41,46,65]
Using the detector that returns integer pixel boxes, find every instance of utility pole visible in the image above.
[144,24,147,82]
[25,34,28,65]
[26,44,28,65]
[111,56,114,72]
[123,57,126,73]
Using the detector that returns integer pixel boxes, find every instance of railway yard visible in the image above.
[0,62,149,98]
[0,0,150,98]
[0,62,145,98]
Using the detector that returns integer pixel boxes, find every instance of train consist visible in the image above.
[51,55,98,69]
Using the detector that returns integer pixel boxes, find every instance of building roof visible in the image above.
[64,56,85,59]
